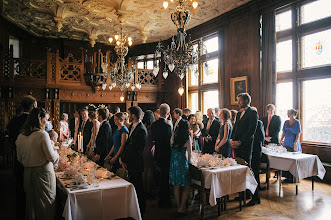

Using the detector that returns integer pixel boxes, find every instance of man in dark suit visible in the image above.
[152,103,172,208]
[69,110,80,142]
[94,108,112,166]
[120,106,147,214]
[110,106,120,134]
[7,95,37,220]
[79,108,93,153]
[231,93,258,167]
[182,108,191,120]
[250,108,265,206]
[202,108,221,154]
[262,104,281,145]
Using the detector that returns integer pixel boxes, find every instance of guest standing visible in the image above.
[280,109,301,151]
[188,114,201,151]
[202,108,221,154]
[215,107,221,120]
[58,113,69,141]
[69,110,80,146]
[110,106,120,134]
[123,112,131,128]
[231,93,258,167]
[120,106,148,214]
[7,95,37,220]
[195,110,205,130]
[262,104,281,144]
[152,104,172,208]
[16,108,59,220]
[86,111,100,157]
[215,108,233,158]
[230,109,238,127]
[105,112,128,171]
[79,109,93,154]
[154,109,160,121]
[169,108,191,215]
[182,108,191,120]
[94,108,112,166]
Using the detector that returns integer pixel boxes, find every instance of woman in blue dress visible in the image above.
[105,112,129,171]
[280,109,301,152]
[280,109,301,182]
[215,108,233,157]
[169,112,191,215]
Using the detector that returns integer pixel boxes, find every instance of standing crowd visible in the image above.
[7,92,302,219]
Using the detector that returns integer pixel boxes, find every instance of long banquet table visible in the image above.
[199,165,258,206]
[56,171,142,220]
[263,150,326,194]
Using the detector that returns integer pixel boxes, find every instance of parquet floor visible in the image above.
[0,168,330,220]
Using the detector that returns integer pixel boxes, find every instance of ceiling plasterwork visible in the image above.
[2,0,251,46]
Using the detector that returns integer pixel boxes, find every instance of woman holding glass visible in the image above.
[214,108,233,158]
[16,108,59,220]
[105,112,129,171]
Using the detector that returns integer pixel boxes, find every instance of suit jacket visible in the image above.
[121,122,147,173]
[231,107,258,166]
[69,117,76,138]
[151,118,172,167]
[172,119,190,149]
[262,114,281,144]
[252,120,265,161]
[79,119,93,150]
[202,118,221,154]
[7,113,29,150]
[95,121,112,166]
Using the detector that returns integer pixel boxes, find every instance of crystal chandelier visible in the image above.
[155,0,206,81]
[105,14,141,92]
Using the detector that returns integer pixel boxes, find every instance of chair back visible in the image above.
[235,157,248,166]
[285,147,295,152]
[189,164,205,188]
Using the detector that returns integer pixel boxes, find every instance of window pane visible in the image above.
[203,90,219,114]
[203,37,218,54]
[276,40,292,72]
[302,78,331,143]
[189,64,198,86]
[137,61,144,69]
[146,60,153,69]
[276,10,292,32]
[301,29,331,68]
[189,92,199,113]
[202,58,218,84]
[301,0,331,25]
[276,82,293,130]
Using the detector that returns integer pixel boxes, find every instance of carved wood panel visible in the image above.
[0,100,5,132]
[54,99,60,131]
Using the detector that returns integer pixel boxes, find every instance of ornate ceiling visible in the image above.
[2,0,251,47]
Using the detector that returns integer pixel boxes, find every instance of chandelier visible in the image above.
[106,14,141,92]
[155,0,206,81]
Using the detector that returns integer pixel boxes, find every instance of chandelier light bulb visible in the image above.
[109,37,113,43]
[128,37,132,42]
[192,1,198,9]
[128,41,132,46]
[116,41,120,46]
[178,85,184,96]
[163,1,168,9]
[115,35,119,40]
[120,94,125,102]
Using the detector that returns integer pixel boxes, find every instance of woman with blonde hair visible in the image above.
[195,110,204,130]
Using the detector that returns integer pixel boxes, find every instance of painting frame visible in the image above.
[230,76,248,105]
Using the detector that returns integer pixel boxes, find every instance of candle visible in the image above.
[78,132,83,153]
[60,127,63,142]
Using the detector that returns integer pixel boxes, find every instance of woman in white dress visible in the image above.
[16,108,59,220]
[58,113,69,141]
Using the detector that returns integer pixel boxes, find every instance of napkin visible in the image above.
[73,173,86,185]
[223,158,237,166]
[84,162,95,170]
[64,166,78,176]
[96,169,109,179]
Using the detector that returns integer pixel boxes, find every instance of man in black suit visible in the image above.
[79,108,93,153]
[94,108,112,166]
[69,110,80,143]
[182,108,191,120]
[120,106,147,214]
[110,106,120,134]
[231,93,258,167]
[262,104,281,145]
[202,108,221,154]
[250,107,265,205]
[7,95,37,220]
[152,103,172,208]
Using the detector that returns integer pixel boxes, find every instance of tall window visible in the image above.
[188,34,221,114]
[275,0,331,144]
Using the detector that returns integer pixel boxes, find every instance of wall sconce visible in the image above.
[178,84,184,96]
[120,93,125,102]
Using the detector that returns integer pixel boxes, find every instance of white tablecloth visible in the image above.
[57,174,141,220]
[200,165,257,206]
[265,152,326,182]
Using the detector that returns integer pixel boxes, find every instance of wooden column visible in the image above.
[45,99,52,115]
[55,50,60,84]
[9,45,14,83]
[46,49,52,84]
[54,99,60,131]
[0,99,5,132]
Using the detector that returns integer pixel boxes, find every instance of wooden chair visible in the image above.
[189,164,206,217]
[260,153,280,190]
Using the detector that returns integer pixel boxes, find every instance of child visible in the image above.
[48,129,59,151]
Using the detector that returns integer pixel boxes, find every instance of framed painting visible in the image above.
[230,76,248,105]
